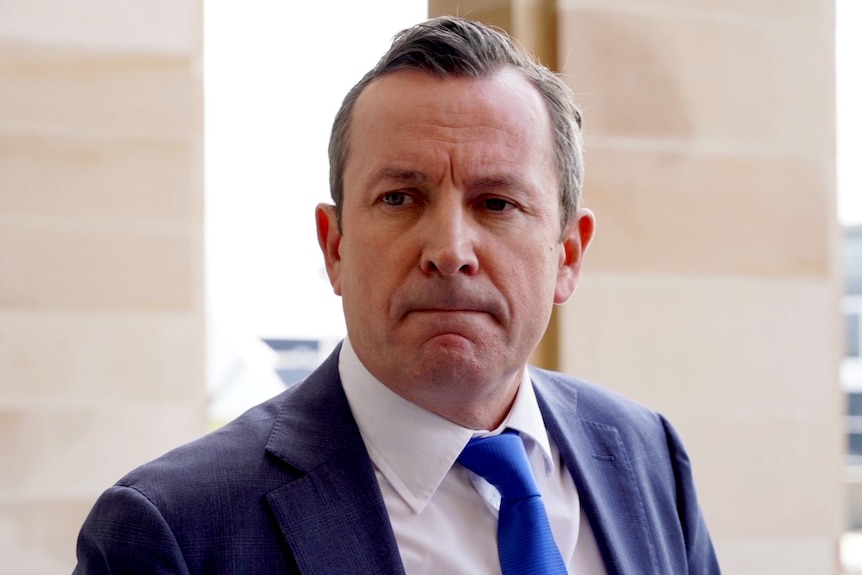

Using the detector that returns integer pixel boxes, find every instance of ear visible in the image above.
[316,203,343,295]
[554,208,595,304]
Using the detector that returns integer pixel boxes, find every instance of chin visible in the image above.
[411,344,504,387]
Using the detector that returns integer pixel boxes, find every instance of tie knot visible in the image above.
[457,431,540,500]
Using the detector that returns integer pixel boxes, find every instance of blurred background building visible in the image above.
[1,0,854,573]
[844,225,862,530]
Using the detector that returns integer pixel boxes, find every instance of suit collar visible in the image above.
[531,368,660,575]
[260,348,659,575]
[264,344,406,575]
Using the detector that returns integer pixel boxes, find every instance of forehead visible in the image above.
[346,68,556,184]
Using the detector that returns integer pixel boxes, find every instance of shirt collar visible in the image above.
[338,337,555,514]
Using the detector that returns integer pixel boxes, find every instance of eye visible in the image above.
[480,197,515,212]
[380,192,413,207]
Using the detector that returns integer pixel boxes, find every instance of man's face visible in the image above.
[317,68,593,427]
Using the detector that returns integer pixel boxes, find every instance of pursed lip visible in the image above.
[408,306,488,314]
[398,303,503,326]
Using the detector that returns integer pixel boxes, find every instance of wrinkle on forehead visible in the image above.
[366,165,535,198]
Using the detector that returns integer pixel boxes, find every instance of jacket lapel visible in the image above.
[263,347,405,575]
[533,370,659,575]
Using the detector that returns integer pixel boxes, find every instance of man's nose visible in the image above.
[418,201,479,276]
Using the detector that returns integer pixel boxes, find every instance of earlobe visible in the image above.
[554,208,595,305]
[315,204,343,295]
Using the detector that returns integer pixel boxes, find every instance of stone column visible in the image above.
[0,2,205,573]
[431,1,842,573]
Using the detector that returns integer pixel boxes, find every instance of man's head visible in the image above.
[328,16,584,233]
[317,17,594,429]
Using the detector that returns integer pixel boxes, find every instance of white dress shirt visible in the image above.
[339,338,607,574]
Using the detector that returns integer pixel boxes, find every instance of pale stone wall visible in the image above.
[0,2,205,573]
[432,0,842,573]
[556,2,842,573]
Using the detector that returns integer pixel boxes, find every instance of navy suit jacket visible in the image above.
[74,346,720,574]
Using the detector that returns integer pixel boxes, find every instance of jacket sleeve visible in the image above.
[660,415,722,574]
[73,484,191,575]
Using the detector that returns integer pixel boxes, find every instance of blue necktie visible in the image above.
[457,431,568,575]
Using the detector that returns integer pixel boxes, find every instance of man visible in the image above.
[74,16,720,574]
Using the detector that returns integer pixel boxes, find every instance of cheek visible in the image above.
[340,244,403,304]
[498,249,559,304]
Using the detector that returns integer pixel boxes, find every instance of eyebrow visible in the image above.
[468,175,525,192]
[367,167,530,194]
[369,168,429,187]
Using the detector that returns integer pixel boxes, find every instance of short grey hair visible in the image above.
[328,16,584,232]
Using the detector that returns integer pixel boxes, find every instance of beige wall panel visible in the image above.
[430,0,512,28]
[0,403,204,496]
[0,134,193,222]
[0,226,192,310]
[0,0,197,53]
[581,147,831,277]
[558,9,833,153]
[0,0,203,572]
[559,272,843,542]
[430,0,507,15]
[717,536,838,575]
[1,499,94,575]
[561,273,838,418]
[0,311,202,402]
[0,42,197,138]
[430,0,557,66]
[560,0,827,23]
[680,413,842,538]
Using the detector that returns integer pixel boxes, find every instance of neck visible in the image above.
[391,369,524,430]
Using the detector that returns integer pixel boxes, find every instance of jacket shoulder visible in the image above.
[530,366,664,432]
